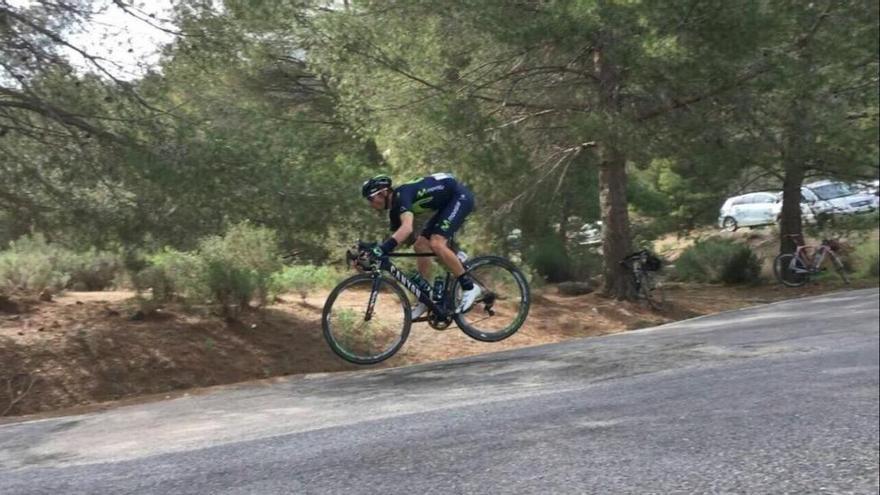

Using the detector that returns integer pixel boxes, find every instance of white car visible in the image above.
[575,221,602,246]
[718,191,815,231]
[802,180,877,216]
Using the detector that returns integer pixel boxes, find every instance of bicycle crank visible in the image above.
[428,313,454,331]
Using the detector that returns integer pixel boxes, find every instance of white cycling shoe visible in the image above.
[456,285,482,314]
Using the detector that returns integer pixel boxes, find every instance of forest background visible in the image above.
[1,0,878,302]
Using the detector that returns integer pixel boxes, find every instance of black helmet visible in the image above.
[361,174,392,198]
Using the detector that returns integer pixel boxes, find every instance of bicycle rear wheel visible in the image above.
[830,254,851,285]
[453,256,530,342]
[638,271,666,310]
[322,274,411,365]
[773,253,809,287]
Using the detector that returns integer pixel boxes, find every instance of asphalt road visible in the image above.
[1,289,878,494]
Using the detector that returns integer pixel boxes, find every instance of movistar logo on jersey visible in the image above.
[417,185,445,198]
[412,196,432,213]
[441,220,452,231]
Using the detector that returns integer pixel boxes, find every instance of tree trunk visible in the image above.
[779,52,813,255]
[598,147,634,299]
[779,160,805,255]
[592,45,634,299]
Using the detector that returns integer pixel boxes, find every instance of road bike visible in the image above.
[773,234,850,287]
[322,241,531,364]
[620,250,665,310]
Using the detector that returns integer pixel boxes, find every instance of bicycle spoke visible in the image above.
[323,275,410,364]
[454,257,530,342]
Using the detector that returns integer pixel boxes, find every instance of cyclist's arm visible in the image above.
[390,212,414,245]
[378,211,414,255]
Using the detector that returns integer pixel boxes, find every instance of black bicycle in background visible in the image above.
[322,241,531,364]
[620,250,665,310]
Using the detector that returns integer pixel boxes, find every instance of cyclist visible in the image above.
[361,172,480,318]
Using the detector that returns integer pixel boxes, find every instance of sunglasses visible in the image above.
[366,189,386,200]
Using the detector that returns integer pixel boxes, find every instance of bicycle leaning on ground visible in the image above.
[322,241,531,364]
[619,250,665,310]
[773,234,850,287]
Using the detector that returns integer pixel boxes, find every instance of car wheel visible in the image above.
[722,217,738,232]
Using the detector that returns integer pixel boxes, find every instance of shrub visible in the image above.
[270,265,345,300]
[674,238,762,285]
[66,249,125,291]
[137,222,282,317]
[0,234,123,293]
[852,238,880,278]
[0,234,68,292]
[139,248,208,302]
[526,235,573,282]
[198,222,282,313]
[809,211,879,236]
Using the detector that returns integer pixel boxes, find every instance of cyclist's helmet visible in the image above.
[361,174,393,199]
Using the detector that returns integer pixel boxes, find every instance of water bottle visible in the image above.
[432,276,446,302]
[456,250,469,264]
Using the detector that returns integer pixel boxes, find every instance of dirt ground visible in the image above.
[1,276,875,419]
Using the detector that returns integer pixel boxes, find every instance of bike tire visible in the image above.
[773,253,809,287]
[322,273,411,365]
[639,271,666,310]
[831,255,851,285]
[452,255,530,342]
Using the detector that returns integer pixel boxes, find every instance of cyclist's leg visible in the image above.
[413,233,434,279]
[424,187,475,278]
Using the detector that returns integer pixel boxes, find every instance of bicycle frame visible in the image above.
[364,252,454,321]
[790,244,835,274]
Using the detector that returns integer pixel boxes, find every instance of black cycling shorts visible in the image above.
[420,186,475,239]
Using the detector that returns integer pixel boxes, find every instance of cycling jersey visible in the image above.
[389,172,475,238]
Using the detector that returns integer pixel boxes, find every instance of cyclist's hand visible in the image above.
[346,246,362,271]
[358,240,385,260]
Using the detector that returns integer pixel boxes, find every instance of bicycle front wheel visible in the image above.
[322,274,411,365]
[453,256,530,342]
[773,253,809,287]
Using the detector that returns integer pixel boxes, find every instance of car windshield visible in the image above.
[811,183,854,200]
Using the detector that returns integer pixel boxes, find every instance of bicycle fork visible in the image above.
[363,274,382,322]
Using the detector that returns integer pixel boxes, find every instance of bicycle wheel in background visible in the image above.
[452,256,530,342]
[773,253,809,287]
[830,254,851,285]
[639,271,666,310]
[322,274,411,365]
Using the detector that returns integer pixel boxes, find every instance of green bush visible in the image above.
[270,265,345,299]
[526,235,573,282]
[139,222,283,316]
[199,222,282,312]
[66,249,125,291]
[810,211,879,235]
[674,238,762,285]
[852,238,880,278]
[0,234,69,292]
[139,248,208,302]
[0,234,123,293]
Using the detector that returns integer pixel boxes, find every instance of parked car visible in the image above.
[718,191,782,231]
[575,221,603,246]
[801,180,877,216]
[849,179,880,208]
[718,191,815,231]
